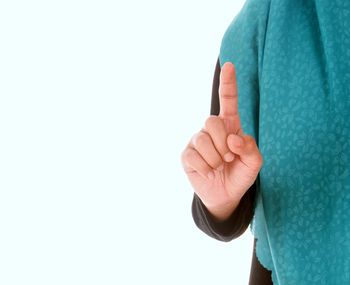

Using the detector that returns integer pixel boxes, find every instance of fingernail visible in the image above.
[207,171,214,180]
[224,152,235,162]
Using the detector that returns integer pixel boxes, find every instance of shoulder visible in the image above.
[219,0,271,67]
[224,0,271,31]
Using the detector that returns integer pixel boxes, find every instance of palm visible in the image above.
[187,145,258,208]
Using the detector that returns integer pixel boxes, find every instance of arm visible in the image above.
[191,57,257,242]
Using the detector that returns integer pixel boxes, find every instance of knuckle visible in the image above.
[219,84,235,95]
[180,149,187,163]
[257,153,264,166]
[182,148,194,162]
[245,135,256,148]
[205,115,219,129]
[251,154,264,171]
[184,149,195,161]
[194,132,210,147]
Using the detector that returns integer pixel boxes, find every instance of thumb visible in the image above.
[227,133,263,170]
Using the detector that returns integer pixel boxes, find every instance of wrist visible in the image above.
[205,198,240,223]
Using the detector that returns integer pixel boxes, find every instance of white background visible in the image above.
[0,0,254,284]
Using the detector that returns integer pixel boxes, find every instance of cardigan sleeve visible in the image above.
[191,57,257,242]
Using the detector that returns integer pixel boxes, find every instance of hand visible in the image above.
[181,62,263,219]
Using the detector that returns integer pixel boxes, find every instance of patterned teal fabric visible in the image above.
[219,0,350,284]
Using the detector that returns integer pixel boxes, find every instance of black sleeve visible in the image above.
[191,57,257,242]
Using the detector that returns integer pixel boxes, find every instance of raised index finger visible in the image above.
[218,62,238,119]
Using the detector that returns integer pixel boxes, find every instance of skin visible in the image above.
[180,62,264,222]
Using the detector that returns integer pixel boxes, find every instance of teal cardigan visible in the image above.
[219,0,350,284]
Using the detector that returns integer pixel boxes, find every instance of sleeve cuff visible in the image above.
[191,184,256,242]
